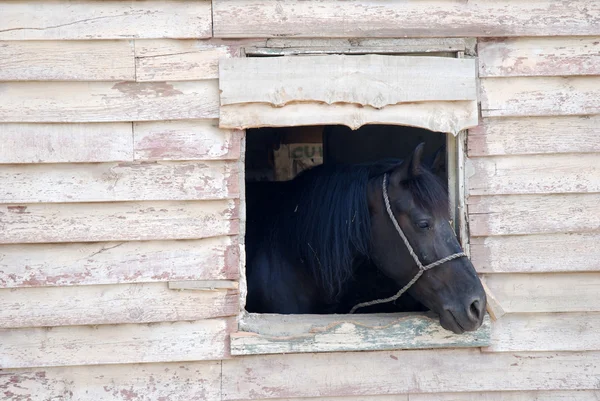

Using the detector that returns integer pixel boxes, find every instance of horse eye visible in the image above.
[416,220,430,229]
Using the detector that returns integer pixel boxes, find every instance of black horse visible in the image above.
[245,143,486,334]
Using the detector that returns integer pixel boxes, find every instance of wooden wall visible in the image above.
[2,1,600,400]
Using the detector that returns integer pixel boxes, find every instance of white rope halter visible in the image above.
[349,173,467,314]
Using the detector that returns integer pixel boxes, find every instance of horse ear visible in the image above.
[430,145,446,175]
[390,142,425,182]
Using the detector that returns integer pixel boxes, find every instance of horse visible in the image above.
[245,142,486,334]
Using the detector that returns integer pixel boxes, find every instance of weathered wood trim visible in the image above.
[0,237,240,288]
[230,313,491,356]
[213,0,600,38]
[0,1,212,40]
[0,123,134,163]
[0,283,238,328]
[0,318,234,368]
[0,200,239,244]
[169,280,239,291]
[410,391,600,401]
[1,161,240,203]
[0,81,219,123]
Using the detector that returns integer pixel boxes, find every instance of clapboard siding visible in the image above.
[467,116,600,156]
[133,120,243,161]
[212,0,600,38]
[478,37,600,77]
[221,349,600,399]
[480,77,600,117]
[0,123,134,163]
[0,200,239,244]
[0,362,222,401]
[0,1,212,40]
[468,193,600,236]
[0,81,219,123]
[471,232,600,273]
[0,161,239,203]
[0,318,234,368]
[0,237,239,288]
[0,40,135,81]
[467,154,600,195]
[411,391,600,401]
[0,283,238,328]
[484,273,600,313]
[487,312,600,353]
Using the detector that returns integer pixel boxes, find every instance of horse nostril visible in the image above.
[469,299,483,322]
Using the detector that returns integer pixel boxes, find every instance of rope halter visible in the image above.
[349,173,467,314]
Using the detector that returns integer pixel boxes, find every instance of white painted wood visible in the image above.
[471,232,600,273]
[483,273,600,313]
[258,397,408,401]
[169,280,239,291]
[0,161,239,203]
[135,40,232,82]
[467,153,600,195]
[0,81,219,123]
[231,313,490,356]
[468,193,600,236]
[0,236,239,288]
[221,349,600,399]
[487,312,600,353]
[134,119,242,161]
[0,123,133,163]
[0,200,239,244]
[220,101,478,136]
[480,77,600,117]
[478,37,600,77]
[0,40,135,81]
[212,0,600,38]
[263,38,472,53]
[480,280,506,321]
[0,1,212,40]
[0,361,222,401]
[468,116,600,156]
[0,318,233,368]
[411,390,600,401]
[0,282,238,328]
[220,55,477,108]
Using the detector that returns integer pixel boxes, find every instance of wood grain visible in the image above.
[478,37,600,77]
[0,40,135,81]
[0,236,240,288]
[212,0,600,38]
[0,200,239,244]
[0,282,238,328]
[411,390,600,401]
[468,116,600,156]
[1,161,239,203]
[0,123,133,163]
[0,1,212,40]
[0,318,234,368]
[0,81,219,123]
[134,120,243,161]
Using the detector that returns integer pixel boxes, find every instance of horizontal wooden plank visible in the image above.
[0,40,135,81]
[256,397,407,401]
[0,236,240,288]
[1,161,239,203]
[0,81,219,123]
[220,56,477,108]
[135,40,232,82]
[480,77,600,117]
[411,390,600,401]
[222,349,600,399]
[231,313,490,356]
[468,116,600,156]
[220,101,478,135]
[0,200,239,244]
[487,312,600,353]
[0,123,133,163]
[0,361,222,401]
[0,1,211,40]
[213,0,600,38]
[134,119,242,161]
[478,37,600,77]
[483,273,600,313]
[0,318,233,368]
[467,153,600,195]
[0,282,238,328]
[468,193,600,236]
[169,280,239,291]
[471,232,600,273]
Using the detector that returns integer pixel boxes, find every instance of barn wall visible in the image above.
[2,1,600,400]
